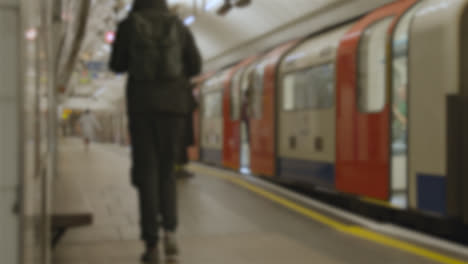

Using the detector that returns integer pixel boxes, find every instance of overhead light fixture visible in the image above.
[125,3,132,12]
[105,31,115,44]
[184,15,196,26]
[205,0,223,11]
[217,0,232,16]
[25,28,38,41]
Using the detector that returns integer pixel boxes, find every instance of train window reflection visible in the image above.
[358,17,393,113]
[251,64,266,118]
[230,70,243,121]
[282,63,335,111]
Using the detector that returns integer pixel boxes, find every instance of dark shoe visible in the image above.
[164,232,179,260]
[141,246,159,263]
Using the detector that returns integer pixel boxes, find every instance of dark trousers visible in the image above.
[174,114,194,165]
[129,114,184,246]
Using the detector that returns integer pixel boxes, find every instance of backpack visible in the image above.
[128,11,184,81]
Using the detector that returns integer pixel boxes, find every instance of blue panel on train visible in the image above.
[277,158,335,188]
[417,174,446,216]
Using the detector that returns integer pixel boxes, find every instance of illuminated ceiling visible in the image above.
[63,0,389,111]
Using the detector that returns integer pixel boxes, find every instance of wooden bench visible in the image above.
[51,176,93,248]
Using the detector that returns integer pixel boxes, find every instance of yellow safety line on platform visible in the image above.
[190,165,468,264]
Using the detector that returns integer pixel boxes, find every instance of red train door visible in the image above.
[336,0,417,200]
[250,41,299,177]
[223,57,257,170]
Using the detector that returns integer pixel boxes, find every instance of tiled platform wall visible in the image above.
[0,0,20,263]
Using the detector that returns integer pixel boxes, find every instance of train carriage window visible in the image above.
[305,70,319,108]
[358,17,393,113]
[315,64,335,108]
[282,63,335,111]
[294,74,307,109]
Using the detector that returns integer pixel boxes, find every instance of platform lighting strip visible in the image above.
[205,0,224,11]
[189,164,468,264]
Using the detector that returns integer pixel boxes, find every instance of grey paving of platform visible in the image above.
[53,138,440,264]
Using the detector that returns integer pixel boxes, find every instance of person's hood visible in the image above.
[132,0,169,12]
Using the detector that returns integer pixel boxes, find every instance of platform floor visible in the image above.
[53,139,458,264]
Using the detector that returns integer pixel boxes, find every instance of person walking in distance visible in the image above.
[78,109,101,151]
[109,0,202,262]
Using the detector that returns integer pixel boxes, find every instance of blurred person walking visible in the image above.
[109,0,201,262]
[78,109,101,151]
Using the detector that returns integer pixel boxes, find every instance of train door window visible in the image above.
[230,69,243,121]
[283,75,295,111]
[310,63,335,108]
[251,62,266,119]
[358,17,393,113]
[294,73,307,109]
[239,65,256,171]
[392,4,421,153]
[390,3,422,208]
[240,64,256,103]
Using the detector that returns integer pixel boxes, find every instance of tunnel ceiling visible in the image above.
[171,0,346,61]
[64,0,349,111]
[83,0,346,62]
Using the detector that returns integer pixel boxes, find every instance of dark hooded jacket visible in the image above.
[109,0,202,114]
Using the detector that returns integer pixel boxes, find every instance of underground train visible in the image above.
[191,0,468,226]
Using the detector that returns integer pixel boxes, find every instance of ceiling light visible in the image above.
[105,31,115,44]
[205,0,223,11]
[25,28,38,41]
[125,3,131,12]
[184,15,196,26]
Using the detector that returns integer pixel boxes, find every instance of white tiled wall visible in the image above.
[0,9,18,99]
[0,101,19,188]
[0,0,20,264]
